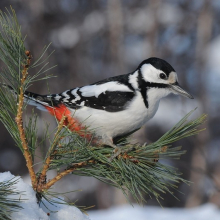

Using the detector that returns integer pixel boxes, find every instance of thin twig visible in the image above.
[38,161,89,192]
[15,51,37,187]
[36,115,67,190]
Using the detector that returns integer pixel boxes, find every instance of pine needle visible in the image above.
[0,177,23,220]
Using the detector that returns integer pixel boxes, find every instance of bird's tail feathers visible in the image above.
[24,91,52,112]
[0,83,53,111]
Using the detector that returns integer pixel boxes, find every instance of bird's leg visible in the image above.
[101,136,122,161]
[109,145,122,161]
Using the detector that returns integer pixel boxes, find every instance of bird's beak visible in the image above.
[169,82,194,99]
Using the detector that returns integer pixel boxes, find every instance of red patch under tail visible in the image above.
[45,104,91,140]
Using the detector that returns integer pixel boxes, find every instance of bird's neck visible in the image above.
[146,87,170,115]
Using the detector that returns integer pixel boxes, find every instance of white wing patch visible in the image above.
[79,81,132,98]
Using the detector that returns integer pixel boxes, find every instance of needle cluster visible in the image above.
[0,177,23,220]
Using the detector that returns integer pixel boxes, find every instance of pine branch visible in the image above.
[43,110,206,203]
[33,109,206,204]
[15,50,37,187]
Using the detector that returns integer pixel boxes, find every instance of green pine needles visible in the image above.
[0,6,206,208]
[47,110,206,203]
[0,177,23,220]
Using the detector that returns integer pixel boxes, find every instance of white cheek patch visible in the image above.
[141,64,178,84]
[141,64,157,82]
[168,71,178,84]
[141,64,164,83]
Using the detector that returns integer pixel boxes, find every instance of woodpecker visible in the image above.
[22,57,193,149]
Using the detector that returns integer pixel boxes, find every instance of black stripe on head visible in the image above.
[138,57,175,77]
[145,82,169,89]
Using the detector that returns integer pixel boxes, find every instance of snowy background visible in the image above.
[0,0,220,219]
[2,172,220,220]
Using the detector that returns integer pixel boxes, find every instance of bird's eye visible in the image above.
[159,73,166,79]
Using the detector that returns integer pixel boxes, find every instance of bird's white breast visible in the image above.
[69,90,161,139]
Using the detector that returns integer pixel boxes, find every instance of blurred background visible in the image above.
[0,0,220,212]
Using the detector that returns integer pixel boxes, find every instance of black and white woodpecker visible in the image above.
[21,57,193,151]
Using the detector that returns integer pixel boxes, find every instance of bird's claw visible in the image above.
[108,147,122,162]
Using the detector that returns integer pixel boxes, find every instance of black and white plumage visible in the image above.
[24,57,193,147]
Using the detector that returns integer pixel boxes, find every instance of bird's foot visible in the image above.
[109,147,122,162]
[108,145,138,162]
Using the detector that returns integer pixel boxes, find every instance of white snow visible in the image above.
[88,204,220,220]
[0,172,90,220]
[40,199,90,220]
[1,172,220,220]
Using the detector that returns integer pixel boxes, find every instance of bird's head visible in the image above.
[137,57,194,99]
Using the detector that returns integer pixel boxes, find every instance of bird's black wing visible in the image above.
[50,75,136,112]
[74,90,135,112]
